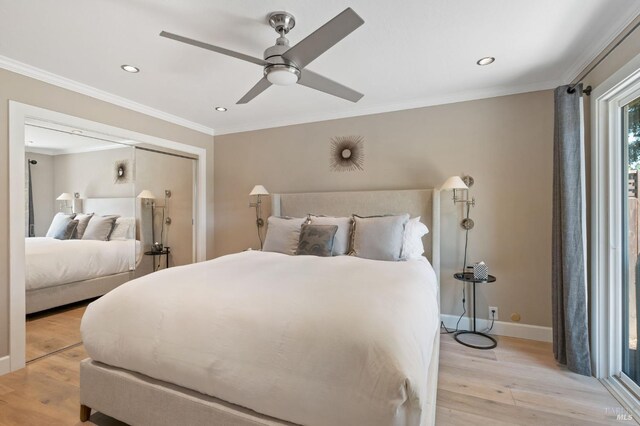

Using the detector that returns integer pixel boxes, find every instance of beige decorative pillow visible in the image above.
[350,214,410,261]
[73,213,94,239]
[263,216,306,255]
[82,215,119,241]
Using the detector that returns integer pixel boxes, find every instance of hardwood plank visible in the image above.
[26,303,87,362]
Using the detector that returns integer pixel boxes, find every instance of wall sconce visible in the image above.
[137,189,172,251]
[137,190,157,247]
[249,185,269,249]
[56,192,74,213]
[441,175,476,271]
[440,175,475,230]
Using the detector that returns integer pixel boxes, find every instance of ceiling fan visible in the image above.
[160,8,365,105]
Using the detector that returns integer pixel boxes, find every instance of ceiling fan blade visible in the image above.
[282,8,364,69]
[160,31,268,66]
[298,70,363,102]
[237,77,273,104]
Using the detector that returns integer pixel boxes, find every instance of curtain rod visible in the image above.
[567,15,640,96]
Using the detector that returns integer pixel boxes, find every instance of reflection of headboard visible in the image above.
[83,197,135,218]
[272,189,440,281]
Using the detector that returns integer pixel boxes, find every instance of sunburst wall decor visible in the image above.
[114,160,130,184]
[330,135,364,172]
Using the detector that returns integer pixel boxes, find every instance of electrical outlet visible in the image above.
[489,306,499,321]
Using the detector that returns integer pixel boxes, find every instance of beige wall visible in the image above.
[53,147,135,199]
[0,68,214,357]
[215,90,554,328]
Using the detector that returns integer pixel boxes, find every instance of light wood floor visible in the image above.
[26,303,86,362]
[0,309,635,425]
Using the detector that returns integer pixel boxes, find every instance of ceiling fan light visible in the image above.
[265,65,300,86]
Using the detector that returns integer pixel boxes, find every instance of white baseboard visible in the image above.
[0,355,10,376]
[441,314,552,343]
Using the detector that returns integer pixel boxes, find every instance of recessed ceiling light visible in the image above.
[215,107,228,112]
[476,57,495,66]
[71,129,83,135]
[121,64,140,73]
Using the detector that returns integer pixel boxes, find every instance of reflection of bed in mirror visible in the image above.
[26,197,143,314]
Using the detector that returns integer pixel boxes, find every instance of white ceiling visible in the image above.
[25,120,132,155]
[1,0,639,135]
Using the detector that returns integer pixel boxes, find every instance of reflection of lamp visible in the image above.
[137,190,157,249]
[249,185,269,249]
[137,190,172,253]
[56,192,74,213]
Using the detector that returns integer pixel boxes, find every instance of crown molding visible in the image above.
[562,6,640,84]
[214,78,562,136]
[0,55,215,136]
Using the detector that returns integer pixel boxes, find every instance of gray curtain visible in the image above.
[27,160,35,237]
[552,84,591,376]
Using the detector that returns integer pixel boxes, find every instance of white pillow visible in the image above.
[308,215,353,255]
[263,216,306,255]
[401,216,429,260]
[110,217,136,240]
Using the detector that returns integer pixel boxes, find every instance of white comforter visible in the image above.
[26,237,139,290]
[81,251,439,426]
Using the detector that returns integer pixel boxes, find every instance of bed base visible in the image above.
[26,271,134,314]
[80,359,297,425]
[80,328,440,426]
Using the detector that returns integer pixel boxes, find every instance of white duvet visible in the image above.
[26,237,140,290]
[81,251,439,426]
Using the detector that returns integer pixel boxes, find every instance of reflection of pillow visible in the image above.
[350,214,409,261]
[73,213,94,239]
[110,217,136,240]
[82,215,119,241]
[53,220,78,240]
[296,224,338,257]
[45,213,76,238]
[263,216,306,255]
[308,215,353,255]
[401,216,429,260]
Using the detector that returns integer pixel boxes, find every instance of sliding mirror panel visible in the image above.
[24,119,136,362]
[134,147,196,276]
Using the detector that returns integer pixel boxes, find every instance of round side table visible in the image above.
[453,272,497,350]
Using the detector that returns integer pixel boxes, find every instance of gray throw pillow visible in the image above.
[308,215,353,255]
[53,219,78,240]
[82,215,119,241]
[45,212,76,238]
[73,213,94,239]
[350,214,410,261]
[296,224,338,257]
[263,216,306,255]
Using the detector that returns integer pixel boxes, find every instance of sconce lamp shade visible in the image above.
[56,192,74,201]
[137,190,157,199]
[250,185,269,196]
[440,176,468,191]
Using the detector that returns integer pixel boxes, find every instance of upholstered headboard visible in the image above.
[272,189,440,281]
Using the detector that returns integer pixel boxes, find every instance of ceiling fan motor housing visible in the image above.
[264,16,300,86]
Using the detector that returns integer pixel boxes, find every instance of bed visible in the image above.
[25,197,143,314]
[79,189,441,426]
